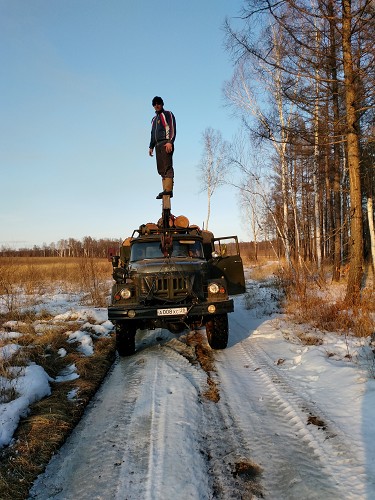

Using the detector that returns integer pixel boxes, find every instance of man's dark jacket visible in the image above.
[149,109,176,149]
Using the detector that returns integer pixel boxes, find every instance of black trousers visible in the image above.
[156,141,174,178]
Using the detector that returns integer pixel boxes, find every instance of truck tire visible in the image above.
[205,313,229,350]
[116,322,137,356]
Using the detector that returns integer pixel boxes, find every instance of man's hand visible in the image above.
[165,142,173,154]
[149,148,154,157]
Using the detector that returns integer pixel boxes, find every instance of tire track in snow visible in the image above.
[249,338,367,480]
[145,355,164,499]
[112,344,211,500]
[201,383,264,499]
[30,341,210,500]
[29,358,145,500]
[217,314,367,499]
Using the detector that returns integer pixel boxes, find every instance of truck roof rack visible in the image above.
[132,225,202,238]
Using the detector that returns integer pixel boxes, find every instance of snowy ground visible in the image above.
[0,298,113,449]
[2,271,375,498]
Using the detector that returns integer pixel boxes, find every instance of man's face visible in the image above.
[153,103,163,112]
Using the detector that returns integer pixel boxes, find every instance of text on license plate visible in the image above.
[157,307,188,317]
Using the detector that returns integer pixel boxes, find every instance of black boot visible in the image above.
[156,190,173,199]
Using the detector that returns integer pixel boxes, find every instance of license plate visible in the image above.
[157,307,188,317]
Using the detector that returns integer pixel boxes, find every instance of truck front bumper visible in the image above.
[108,299,234,321]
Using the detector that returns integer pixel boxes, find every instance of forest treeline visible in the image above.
[0,237,122,258]
[0,238,279,261]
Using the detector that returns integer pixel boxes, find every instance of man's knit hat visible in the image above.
[152,96,164,106]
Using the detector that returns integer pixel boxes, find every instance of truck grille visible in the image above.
[140,274,192,300]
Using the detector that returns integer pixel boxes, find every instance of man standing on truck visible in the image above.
[148,96,176,199]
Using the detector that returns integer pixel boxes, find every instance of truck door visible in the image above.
[211,236,246,295]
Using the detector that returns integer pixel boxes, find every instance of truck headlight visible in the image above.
[120,288,132,299]
[208,283,220,294]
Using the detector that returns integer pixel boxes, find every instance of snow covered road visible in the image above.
[216,303,367,499]
[29,339,210,500]
[29,280,375,499]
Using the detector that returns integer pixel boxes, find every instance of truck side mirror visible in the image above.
[112,255,120,268]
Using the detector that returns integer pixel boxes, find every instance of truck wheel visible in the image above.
[116,322,137,356]
[205,313,229,349]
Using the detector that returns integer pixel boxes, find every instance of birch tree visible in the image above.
[228,133,289,263]
[224,33,298,268]
[198,128,228,230]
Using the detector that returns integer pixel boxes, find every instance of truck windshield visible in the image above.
[130,241,204,261]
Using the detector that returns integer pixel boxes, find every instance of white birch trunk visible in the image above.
[367,196,375,277]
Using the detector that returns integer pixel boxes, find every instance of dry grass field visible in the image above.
[0,257,113,317]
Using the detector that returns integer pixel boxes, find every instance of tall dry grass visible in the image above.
[0,257,112,317]
[276,264,375,338]
[247,259,282,280]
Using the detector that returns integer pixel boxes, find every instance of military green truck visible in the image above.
[108,216,245,356]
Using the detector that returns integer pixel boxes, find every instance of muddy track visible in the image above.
[201,382,264,499]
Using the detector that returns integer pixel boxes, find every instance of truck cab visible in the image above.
[108,221,245,356]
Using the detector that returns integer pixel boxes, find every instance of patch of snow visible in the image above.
[0,343,21,361]
[3,320,28,329]
[0,364,52,447]
[81,321,113,337]
[0,397,31,447]
[0,286,110,450]
[31,292,85,315]
[54,307,108,325]
[0,331,23,340]
[33,322,53,334]
[55,364,79,383]
[67,331,94,356]
[67,388,79,401]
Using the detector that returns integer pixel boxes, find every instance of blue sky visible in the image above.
[0,0,248,248]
